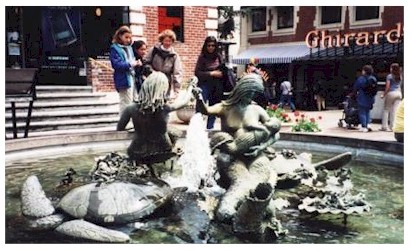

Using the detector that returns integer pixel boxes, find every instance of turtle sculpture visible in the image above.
[20,175,173,243]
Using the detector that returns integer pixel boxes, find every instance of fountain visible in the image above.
[4,72,403,243]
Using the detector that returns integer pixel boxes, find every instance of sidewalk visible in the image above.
[169,109,398,143]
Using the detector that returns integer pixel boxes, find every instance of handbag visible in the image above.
[218,56,236,92]
[223,65,236,92]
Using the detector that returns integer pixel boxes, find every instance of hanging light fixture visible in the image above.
[95,7,102,17]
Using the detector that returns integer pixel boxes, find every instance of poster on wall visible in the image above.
[7,31,21,56]
[41,7,82,70]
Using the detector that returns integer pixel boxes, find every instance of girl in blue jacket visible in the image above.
[110,26,138,115]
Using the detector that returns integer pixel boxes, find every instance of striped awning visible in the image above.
[232,44,311,65]
[296,41,404,61]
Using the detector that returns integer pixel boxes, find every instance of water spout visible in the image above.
[166,113,216,193]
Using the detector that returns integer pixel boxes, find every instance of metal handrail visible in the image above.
[88,57,114,73]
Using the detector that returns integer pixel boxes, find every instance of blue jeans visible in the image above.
[358,106,371,128]
[197,82,223,129]
[279,94,296,111]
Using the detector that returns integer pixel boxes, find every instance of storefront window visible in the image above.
[6,6,22,68]
[251,7,267,32]
[82,6,126,58]
[277,6,294,29]
[158,6,184,42]
[321,6,342,24]
[355,6,380,21]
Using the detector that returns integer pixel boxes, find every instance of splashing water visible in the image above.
[168,113,217,192]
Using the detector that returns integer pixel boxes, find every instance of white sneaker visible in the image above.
[360,127,369,133]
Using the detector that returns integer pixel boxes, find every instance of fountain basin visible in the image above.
[5,131,403,167]
[5,131,404,243]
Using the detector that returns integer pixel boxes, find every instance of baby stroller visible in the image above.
[338,95,360,129]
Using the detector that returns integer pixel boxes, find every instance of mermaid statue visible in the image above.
[194,73,281,227]
[117,71,198,176]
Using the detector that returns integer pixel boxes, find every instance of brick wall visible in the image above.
[87,59,115,92]
[144,6,159,49]
[90,6,215,92]
[175,6,211,81]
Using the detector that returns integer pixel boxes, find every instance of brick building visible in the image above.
[233,6,403,110]
[5,6,219,92]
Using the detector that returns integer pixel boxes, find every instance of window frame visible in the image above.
[271,6,297,36]
[349,6,383,28]
[276,6,294,30]
[158,6,185,43]
[248,6,267,36]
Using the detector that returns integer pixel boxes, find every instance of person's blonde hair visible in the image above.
[390,63,401,82]
[112,25,132,44]
[158,29,176,43]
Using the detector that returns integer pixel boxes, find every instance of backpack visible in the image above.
[364,75,378,96]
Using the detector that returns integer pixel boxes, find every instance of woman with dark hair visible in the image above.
[131,40,148,94]
[194,36,225,129]
[380,63,403,131]
[353,64,377,132]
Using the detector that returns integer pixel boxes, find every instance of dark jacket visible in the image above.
[194,53,224,86]
[110,44,134,91]
[314,80,327,97]
[353,74,377,109]
[134,55,147,93]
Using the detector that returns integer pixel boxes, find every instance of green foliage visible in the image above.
[291,112,322,132]
[266,104,291,123]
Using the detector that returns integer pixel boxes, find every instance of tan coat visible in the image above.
[145,44,183,93]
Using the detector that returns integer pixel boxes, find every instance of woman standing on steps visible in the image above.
[145,29,183,100]
[110,26,138,116]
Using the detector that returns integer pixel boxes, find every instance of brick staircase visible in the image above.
[5,85,120,138]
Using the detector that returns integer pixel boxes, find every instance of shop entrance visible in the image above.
[5,6,126,85]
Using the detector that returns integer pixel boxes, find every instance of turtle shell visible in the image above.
[57,180,173,225]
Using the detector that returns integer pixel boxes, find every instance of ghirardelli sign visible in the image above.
[305,22,403,48]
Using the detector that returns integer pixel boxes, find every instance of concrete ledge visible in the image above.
[6,130,403,168]
[279,132,404,155]
[5,131,133,153]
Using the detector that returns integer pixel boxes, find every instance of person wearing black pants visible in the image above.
[194,36,225,130]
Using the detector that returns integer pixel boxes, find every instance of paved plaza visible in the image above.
[169,109,399,143]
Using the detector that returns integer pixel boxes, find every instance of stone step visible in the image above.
[5,100,119,111]
[5,116,119,130]
[35,85,93,93]
[35,92,107,100]
[5,89,122,139]
[5,108,119,121]
[5,125,119,139]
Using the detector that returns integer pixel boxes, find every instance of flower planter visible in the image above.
[281,122,293,127]
[176,107,196,124]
